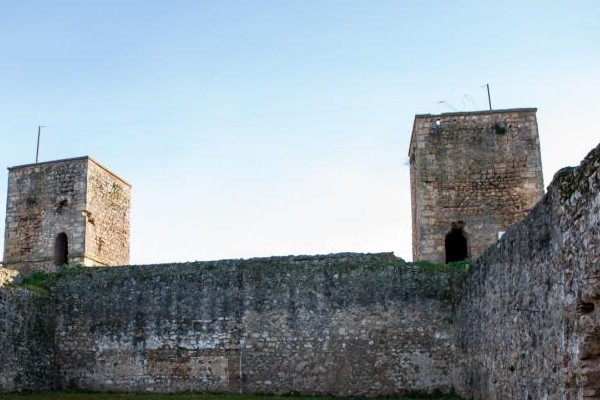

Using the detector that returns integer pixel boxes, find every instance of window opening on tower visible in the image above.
[445,221,468,263]
[54,232,68,266]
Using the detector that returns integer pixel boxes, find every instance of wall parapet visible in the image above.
[456,142,600,399]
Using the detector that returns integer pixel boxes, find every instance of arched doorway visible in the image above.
[54,232,68,266]
[445,221,468,263]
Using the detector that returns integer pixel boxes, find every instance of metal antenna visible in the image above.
[36,125,45,163]
[483,84,492,110]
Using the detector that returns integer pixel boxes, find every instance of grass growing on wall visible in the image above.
[17,270,54,295]
[11,256,470,302]
[13,264,87,294]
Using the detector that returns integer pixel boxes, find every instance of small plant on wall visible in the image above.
[492,121,508,134]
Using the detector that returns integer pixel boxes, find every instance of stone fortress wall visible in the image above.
[1,254,464,395]
[0,143,598,398]
[0,285,54,391]
[456,143,600,399]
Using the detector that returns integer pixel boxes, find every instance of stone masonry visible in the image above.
[0,134,599,398]
[455,142,600,399]
[2,157,130,274]
[0,254,464,395]
[0,285,54,392]
[409,108,544,263]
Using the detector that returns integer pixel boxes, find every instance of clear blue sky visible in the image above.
[1,0,598,264]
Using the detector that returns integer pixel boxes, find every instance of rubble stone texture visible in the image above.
[456,142,600,399]
[0,287,54,391]
[0,140,598,398]
[409,108,544,263]
[0,254,465,395]
[2,157,130,274]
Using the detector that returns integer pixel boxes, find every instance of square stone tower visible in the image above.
[409,108,544,263]
[3,156,130,274]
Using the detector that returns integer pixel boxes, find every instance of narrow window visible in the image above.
[445,221,468,263]
[54,232,68,266]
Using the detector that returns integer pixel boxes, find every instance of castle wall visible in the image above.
[50,254,463,395]
[1,142,598,397]
[456,143,600,399]
[0,285,55,392]
[409,108,544,263]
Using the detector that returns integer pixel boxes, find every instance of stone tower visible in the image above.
[409,108,544,263]
[3,156,130,274]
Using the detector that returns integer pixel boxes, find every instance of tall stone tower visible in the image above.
[3,156,130,274]
[409,108,544,263]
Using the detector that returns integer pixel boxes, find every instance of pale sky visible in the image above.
[1,0,598,264]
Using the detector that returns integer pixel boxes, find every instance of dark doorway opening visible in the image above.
[445,221,468,263]
[54,232,68,266]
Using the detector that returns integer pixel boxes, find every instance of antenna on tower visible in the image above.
[482,84,492,110]
[36,125,45,163]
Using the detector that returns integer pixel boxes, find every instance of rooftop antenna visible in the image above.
[482,84,492,110]
[35,125,44,163]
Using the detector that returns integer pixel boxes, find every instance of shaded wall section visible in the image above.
[0,286,55,391]
[52,253,464,395]
[456,143,600,399]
